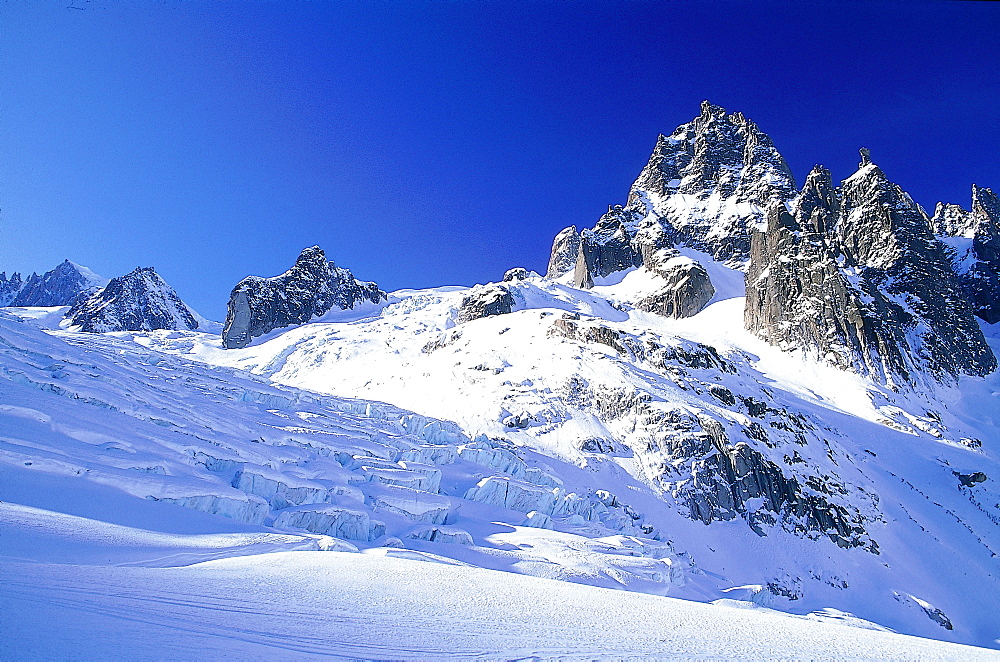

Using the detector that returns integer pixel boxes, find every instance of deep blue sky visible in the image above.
[2,1,998,320]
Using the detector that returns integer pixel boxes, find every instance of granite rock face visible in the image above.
[545,226,581,279]
[746,155,995,386]
[932,184,1000,324]
[1,260,106,307]
[545,101,798,319]
[625,100,797,265]
[547,101,796,281]
[67,267,200,333]
[222,246,386,349]
[457,285,515,323]
[503,268,529,282]
[635,254,715,318]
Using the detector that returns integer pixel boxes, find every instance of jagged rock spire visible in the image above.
[222,246,386,349]
[747,155,995,385]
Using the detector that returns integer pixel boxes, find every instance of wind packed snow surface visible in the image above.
[2,262,1000,656]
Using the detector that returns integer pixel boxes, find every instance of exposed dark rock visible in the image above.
[746,156,995,385]
[574,206,644,288]
[635,255,715,318]
[67,267,199,333]
[686,417,874,550]
[457,285,515,324]
[503,268,529,282]
[955,471,987,487]
[222,246,385,349]
[932,184,1000,324]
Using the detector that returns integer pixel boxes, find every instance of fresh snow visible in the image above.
[3,250,1000,655]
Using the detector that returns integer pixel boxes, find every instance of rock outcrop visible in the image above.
[222,246,385,349]
[932,184,1000,324]
[457,285,515,323]
[545,226,581,279]
[1,260,106,307]
[634,254,715,318]
[746,154,996,385]
[66,267,201,333]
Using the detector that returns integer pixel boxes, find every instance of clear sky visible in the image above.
[1,0,998,320]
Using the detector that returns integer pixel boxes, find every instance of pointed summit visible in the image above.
[859,147,872,168]
[8,259,107,307]
[932,183,1000,323]
[222,246,386,349]
[748,156,995,384]
[66,267,201,333]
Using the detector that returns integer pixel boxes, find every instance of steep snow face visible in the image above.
[222,245,386,349]
[0,259,107,307]
[141,269,1000,649]
[65,266,205,333]
[746,160,995,386]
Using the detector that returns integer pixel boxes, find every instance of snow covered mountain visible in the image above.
[222,245,385,349]
[4,102,1000,657]
[2,297,996,658]
[137,265,1000,649]
[66,266,210,333]
[547,100,796,290]
[0,259,107,307]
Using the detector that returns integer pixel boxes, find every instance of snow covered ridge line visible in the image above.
[144,266,1000,647]
[0,259,106,307]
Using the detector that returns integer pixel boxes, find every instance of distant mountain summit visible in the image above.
[0,259,107,307]
[67,266,202,333]
[222,246,386,349]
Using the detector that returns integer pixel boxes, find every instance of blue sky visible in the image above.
[1,0,998,320]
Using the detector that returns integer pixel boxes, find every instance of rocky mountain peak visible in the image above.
[3,259,107,308]
[292,245,329,270]
[222,246,386,349]
[972,184,1000,232]
[793,166,839,235]
[66,266,200,333]
[838,156,931,270]
[859,147,872,168]
[748,157,995,385]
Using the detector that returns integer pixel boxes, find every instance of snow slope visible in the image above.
[4,548,995,661]
[132,268,1000,651]
[3,265,1000,654]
